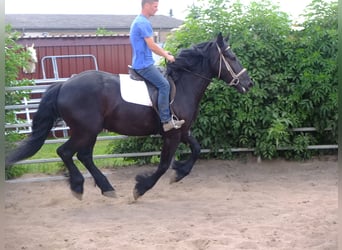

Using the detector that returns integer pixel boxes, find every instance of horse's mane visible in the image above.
[167,40,214,82]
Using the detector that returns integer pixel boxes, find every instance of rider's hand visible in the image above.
[165,53,175,63]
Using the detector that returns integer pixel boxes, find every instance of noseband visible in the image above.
[216,43,246,86]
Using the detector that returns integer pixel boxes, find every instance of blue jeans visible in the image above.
[136,65,171,123]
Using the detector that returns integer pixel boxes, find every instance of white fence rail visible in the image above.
[5,84,338,166]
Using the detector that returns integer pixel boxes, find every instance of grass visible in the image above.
[8,136,137,178]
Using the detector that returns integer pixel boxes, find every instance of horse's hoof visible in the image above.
[133,188,141,200]
[170,171,184,184]
[128,198,137,204]
[102,190,117,198]
[71,191,83,201]
[169,172,178,184]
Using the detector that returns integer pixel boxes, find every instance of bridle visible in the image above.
[216,43,247,86]
[175,43,247,86]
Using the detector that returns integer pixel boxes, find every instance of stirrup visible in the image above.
[163,117,185,132]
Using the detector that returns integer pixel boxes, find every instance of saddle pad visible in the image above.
[119,74,152,106]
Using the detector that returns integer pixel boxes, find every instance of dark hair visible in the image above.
[142,0,158,7]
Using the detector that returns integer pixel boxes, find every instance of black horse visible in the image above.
[6,33,253,200]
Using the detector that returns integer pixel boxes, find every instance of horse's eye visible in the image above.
[225,52,236,61]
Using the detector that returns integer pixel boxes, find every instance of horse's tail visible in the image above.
[6,82,62,167]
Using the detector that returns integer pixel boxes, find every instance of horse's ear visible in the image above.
[224,34,230,42]
[216,32,224,47]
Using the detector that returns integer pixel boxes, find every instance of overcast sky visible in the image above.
[5,0,314,21]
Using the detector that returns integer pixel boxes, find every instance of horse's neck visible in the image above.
[176,72,211,104]
[23,62,36,74]
[27,48,38,63]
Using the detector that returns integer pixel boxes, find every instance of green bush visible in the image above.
[5,25,33,111]
[5,25,35,177]
[111,0,338,161]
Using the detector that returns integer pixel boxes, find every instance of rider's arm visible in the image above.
[144,37,175,62]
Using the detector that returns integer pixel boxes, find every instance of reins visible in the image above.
[177,67,212,82]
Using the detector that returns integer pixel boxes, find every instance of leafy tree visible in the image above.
[5,25,34,153]
[290,0,338,134]
[167,0,297,158]
[95,28,115,36]
[111,0,337,160]
[5,25,33,119]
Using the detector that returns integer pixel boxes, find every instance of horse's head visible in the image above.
[26,44,38,63]
[213,33,253,93]
[23,44,38,74]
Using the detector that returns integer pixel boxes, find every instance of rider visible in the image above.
[130,0,185,132]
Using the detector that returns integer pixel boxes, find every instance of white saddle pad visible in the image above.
[119,74,152,106]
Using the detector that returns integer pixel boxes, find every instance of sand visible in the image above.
[5,158,338,250]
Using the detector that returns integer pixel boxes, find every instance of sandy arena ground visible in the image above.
[5,158,338,250]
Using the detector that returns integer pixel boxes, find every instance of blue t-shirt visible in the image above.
[130,14,155,69]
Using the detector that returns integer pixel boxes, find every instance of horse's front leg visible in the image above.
[170,131,201,183]
[133,133,181,200]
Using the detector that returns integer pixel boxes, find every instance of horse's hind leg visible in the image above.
[57,140,85,200]
[171,131,201,183]
[57,135,115,199]
[76,138,116,198]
